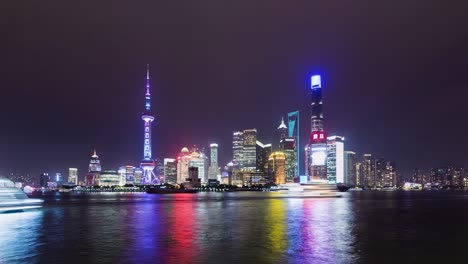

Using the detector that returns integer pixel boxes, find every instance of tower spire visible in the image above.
[146,64,150,96]
[278,117,287,129]
[92,149,98,158]
[141,64,156,184]
[145,64,151,111]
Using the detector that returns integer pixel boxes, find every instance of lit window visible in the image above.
[313,134,318,139]
[319,134,324,139]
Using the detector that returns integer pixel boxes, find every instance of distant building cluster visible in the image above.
[5,69,467,190]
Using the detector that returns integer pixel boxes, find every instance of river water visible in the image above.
[0,191,467,264]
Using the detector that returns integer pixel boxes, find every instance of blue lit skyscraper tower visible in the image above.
[141,64,156,184]
[305,75,328,182]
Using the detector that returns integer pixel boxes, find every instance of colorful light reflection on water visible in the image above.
[1,191,467,263]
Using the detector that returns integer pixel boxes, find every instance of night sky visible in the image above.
[1,1,468,178]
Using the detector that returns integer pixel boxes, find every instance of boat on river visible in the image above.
[0,177,43,213]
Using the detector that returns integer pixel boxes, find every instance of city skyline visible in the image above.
[1,1,468,177]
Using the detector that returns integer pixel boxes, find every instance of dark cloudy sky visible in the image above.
[1,0,467,177]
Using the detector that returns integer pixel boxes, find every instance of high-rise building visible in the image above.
[374,158,385,188]
[362,154,373,188]
[287,111,300,176]
[326,136,345,184]
[305,75,328,181]
[123,165,135,185]
[188,151,209,184]
[384,161,396,187]
[187,167,201,187]
[134,168,143,185]
[163,158,177,184]
[208,143,220,180]
[39,173,50,188]
[89,150,101,173]
[355,161,363,186]
[344,151,357,186]
[242,129,257,171]
[86,150,101,186]
[278,117,288,148]
[140,64,156,184]
[68,168,78,185]
[278,118,297,182]
[256,141,272,173]
[177,147,191,183]
[268,152,286,185]
[232,131,244,169]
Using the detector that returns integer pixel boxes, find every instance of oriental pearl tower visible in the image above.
[140,64,157,184]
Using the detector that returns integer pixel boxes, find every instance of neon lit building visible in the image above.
[140,64,156,184]
[305,75,328,181]
[326,136,345,183]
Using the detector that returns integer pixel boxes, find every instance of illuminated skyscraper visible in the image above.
[362,154,373,188]
[68,168,78,185]
[287,111,300,176]
[326,136,345,183]
[384,161,396,187]
[374,158,385,187]
[305,75,327,181]
[86,150,101,186]
[232,131,244,169]
[256,141,272,173]
[208,143,220,180]
[188,150,209,184]
[164,158,177,184]
[177,147,191,183]
[278,117,288,147]
[88,150,101,173]
[268,152,286,185]
[278,118,296,182]
[242,129,257,171]
[140,64,156,184]
[344,151,357,185]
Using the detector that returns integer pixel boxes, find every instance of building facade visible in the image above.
[86,150,101,186]
[287,111,300,176]
[326,136,345,184]
[68,168,78,185]
[208,143,220,180]
[177,147,191,184]
[268,152,286,185]
[344,151,357,186]
[164,158,177,184]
